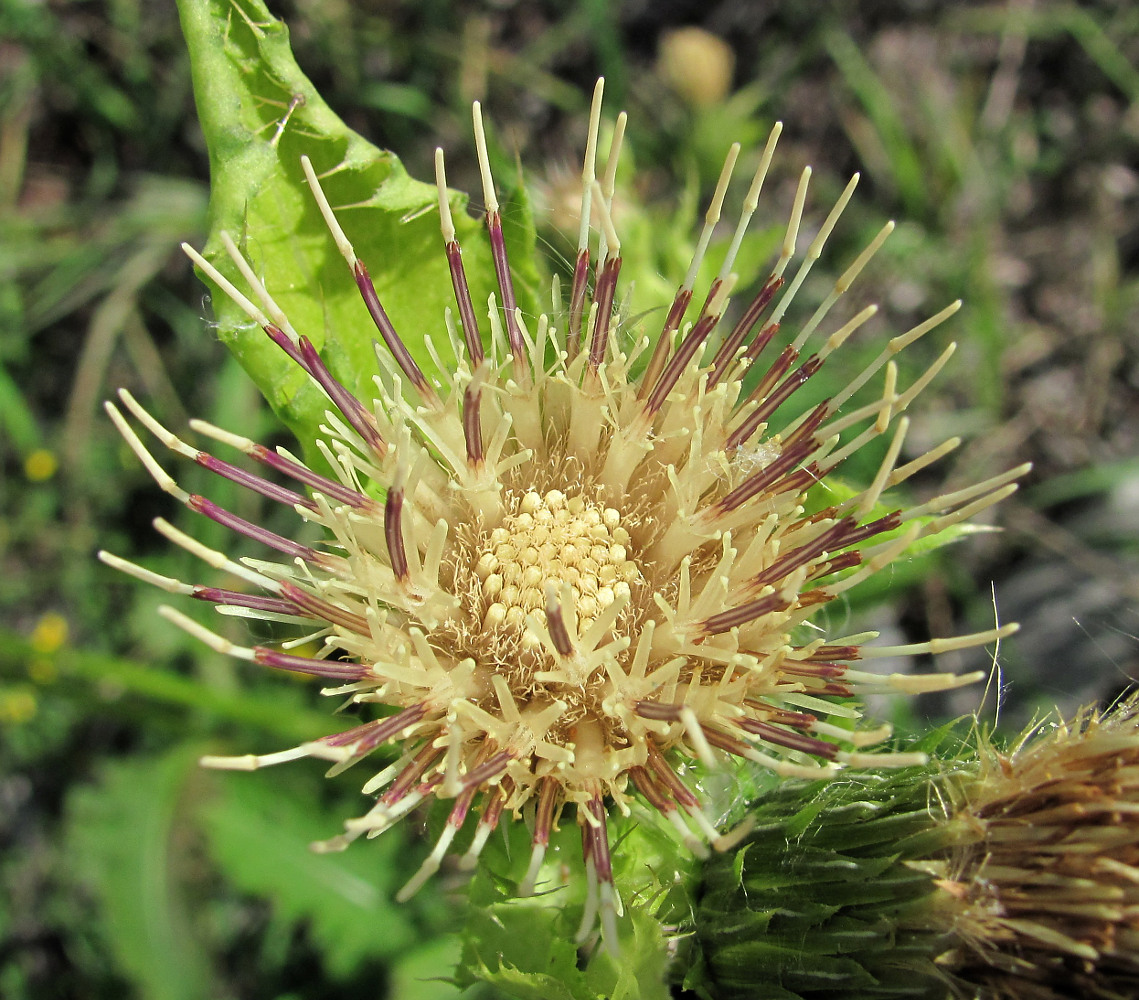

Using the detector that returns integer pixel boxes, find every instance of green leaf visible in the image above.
[200,767,418,978]
[176,0,497,453]
[65,747,214,1000]
[583,907,672,1000]
[0,362,42,454]
[389,936,474,1000]
[458,843,590,1000]
[0,626,333,741]
[456,817,672,1000]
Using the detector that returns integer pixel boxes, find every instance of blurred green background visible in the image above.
[1,0,1137,997]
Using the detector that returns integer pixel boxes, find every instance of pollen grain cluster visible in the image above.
[100,79,1026,948]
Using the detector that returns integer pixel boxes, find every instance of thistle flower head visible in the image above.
[100,80,1025,947]
[691,701,1139,1000]
[931,699,1139,997]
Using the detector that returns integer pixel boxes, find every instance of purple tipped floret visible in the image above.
[265,325,386,459]
[587,256,622,371]
[253,647,371,681]
[187,494,327,564]
[444,241,486,365]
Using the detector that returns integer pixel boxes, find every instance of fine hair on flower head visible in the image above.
[99,78,1026,951]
